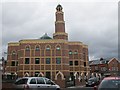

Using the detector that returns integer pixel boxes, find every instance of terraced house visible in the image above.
[5,5,90,87]
[89,58,120,77]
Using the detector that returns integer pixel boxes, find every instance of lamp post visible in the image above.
[90,68,92,78]
[2,57,4,73]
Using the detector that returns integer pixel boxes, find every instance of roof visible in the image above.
[89,57,118,65]
[108,58,120,64]
[89,60,100,65]
[104,77,120,80]
[40,33,52,40]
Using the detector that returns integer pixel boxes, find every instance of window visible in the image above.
[56,47,60,50]
[56,58,61,64]
[35,58,40,64]
[12,51,16,55]
[69,51,72,55]
[25,58,29,64]
[74,51,78,54]
[46,47,50,51]
[15,78,28,85]
[35,46,40,51]
[69,61,73,66]
[101,67,107,71]
[95,66,98,70]
[12,51,16,60]
[75,61,78,65]
[26,46,30,51]
[37,78,45,84]
[83,53,86,60]
[30,78,36,84]
[11,61,15,66]
[98,79,120,88]
[112,67,117,71]
[84,62,86,66]
[45,78,55,85]
[46,58,51,64]
[45,79,51,84]
[46,72,51,79]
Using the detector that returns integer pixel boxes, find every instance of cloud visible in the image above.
[1,2,118,60]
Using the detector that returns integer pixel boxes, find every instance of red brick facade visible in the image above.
[89,58,120,77]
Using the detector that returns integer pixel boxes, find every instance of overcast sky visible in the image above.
[1,0,118,60]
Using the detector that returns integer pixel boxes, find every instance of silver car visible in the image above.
[14,77,60,90]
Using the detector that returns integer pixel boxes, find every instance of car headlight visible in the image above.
[92,82,95,84]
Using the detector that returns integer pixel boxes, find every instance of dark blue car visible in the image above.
[86,77,100,87]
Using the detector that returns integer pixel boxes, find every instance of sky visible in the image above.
[1,0,118,60]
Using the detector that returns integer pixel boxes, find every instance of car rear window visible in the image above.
[99,79,120,88]
[15,78,28,85]
[45,79,51,84]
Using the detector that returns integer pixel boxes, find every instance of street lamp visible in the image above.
[89,68,92,78]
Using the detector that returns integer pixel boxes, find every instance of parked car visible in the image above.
[94,76,120,90]
[13,77,60,90]
[86,77,100,87]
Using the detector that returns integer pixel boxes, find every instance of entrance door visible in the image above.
[46,72,51,79]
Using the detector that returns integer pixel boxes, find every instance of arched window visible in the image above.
[35,45,40,51]
[69,50,72,55]
[55,45,61,56]
[74,50,78,54]
[11,51,16,60]
[56,45,61,51]
[25,45,30,51]
[46,45,51,51]
[12,51,16,55]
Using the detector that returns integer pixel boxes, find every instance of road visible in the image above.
[63,87,94,90]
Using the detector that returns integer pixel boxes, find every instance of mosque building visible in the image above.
[6,4,90,87]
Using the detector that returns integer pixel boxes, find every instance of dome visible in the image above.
[56,4,63,11]
[40,33,52,39]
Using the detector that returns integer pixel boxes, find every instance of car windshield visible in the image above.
[99,79,120,89]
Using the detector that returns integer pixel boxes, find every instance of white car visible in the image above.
[14,77,60,90]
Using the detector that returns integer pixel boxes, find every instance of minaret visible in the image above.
[53,4,68,40]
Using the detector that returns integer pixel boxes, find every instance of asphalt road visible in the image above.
[64,87,94,90]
